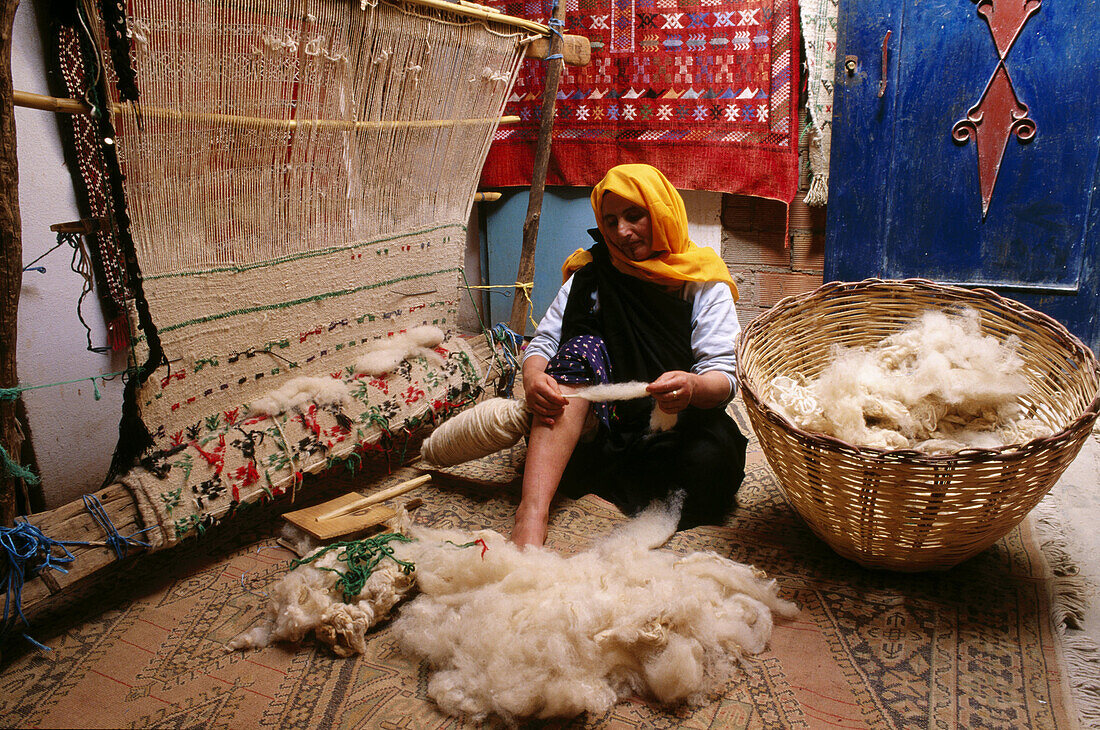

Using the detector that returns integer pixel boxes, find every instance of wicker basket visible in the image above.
[736,279,1100,571]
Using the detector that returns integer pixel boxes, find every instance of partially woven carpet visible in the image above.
[479,0,800,200]
[63,0,533,545]
[0,401,1080,728]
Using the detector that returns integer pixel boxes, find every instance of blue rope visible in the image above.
[544,0,565,61]
[1,498,153,650]
[82,494,153,561]
[2,521,77,651]
[490,323,523,396]
[545,16,565,61]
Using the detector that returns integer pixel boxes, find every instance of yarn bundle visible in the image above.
[420,381,677,467]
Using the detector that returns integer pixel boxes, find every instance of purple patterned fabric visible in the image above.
[545,335,615,429]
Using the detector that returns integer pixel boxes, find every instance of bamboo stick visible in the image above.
[314,474,432,521]
[401,0,547,34]
[12,90,88,114]
[12,92,521,131]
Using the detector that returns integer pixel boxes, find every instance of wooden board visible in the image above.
[283,495,424,541]
[526,34,591,67]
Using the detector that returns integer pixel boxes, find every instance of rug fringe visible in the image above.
[1033,497,1100,727]
[803,175,829,206]
[1062,631,1100,728]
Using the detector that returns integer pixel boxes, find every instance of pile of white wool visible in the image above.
[231,499,796,722]
[392,500,796,721]
[767,308,1053,452]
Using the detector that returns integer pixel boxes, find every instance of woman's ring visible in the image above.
[671,389,679,397]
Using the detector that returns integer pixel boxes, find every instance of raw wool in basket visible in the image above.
[392,496,798,722]
[419,381,676,467]
[767,308,1054,452]
[228,510,418,657]
[248,376,351,417]
[354,326,446,375]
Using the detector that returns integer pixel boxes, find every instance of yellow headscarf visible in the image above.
[560,164,738,300]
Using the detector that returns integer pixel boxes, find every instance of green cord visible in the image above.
[292,533,416,602]
[0,369,132,401]
[0,443,40,485]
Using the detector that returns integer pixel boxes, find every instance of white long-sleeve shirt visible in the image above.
[523,275,741,397]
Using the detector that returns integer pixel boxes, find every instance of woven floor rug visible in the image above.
[0,403,1079,728]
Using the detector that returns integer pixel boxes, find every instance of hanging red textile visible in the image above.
[481,0,800,202]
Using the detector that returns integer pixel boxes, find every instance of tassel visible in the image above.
[106,314,130,352]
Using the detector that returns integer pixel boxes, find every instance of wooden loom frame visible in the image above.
[0,0,587,635]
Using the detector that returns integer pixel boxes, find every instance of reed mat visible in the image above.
[0,402,1080,728]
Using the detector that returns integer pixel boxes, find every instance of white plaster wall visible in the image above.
[681,189,723,256]
[14,1,126,509]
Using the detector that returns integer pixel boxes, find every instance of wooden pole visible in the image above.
[11,91,523,130]
[0,0,22,526]
[507,0,568,337]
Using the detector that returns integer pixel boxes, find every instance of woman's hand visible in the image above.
[648,370,732,413]
[522,356,569,426]
[647,371,696,414]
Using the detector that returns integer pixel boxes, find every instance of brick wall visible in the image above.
[721,115,827,332]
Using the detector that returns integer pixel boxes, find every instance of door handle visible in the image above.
[878,30,892,97]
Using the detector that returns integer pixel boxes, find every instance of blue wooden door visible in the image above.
[826,0,1100,354]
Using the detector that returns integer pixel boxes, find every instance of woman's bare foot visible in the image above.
[510,509,549,547]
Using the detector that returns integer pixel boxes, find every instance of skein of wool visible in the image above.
[421,398,531,466]
[420,382,678,467]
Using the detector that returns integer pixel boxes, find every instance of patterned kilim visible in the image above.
[0,399,1079,728]
[74,0,536,544]
[50,17,133,343]
[799,0,838,205]
[479,0,800,198]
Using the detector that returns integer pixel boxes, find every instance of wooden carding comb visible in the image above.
[282,474,430,541]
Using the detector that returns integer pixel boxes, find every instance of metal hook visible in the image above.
[878,30,892,97]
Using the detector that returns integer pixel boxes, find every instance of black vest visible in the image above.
[560,233,695,429]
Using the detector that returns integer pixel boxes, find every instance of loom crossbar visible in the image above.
[17,484,144,613]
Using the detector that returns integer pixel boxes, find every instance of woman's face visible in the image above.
[600,191,655,261]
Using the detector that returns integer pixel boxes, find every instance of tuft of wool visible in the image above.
[568,381,650,402]
[649,407,678,432]
[392,497,797,722]
[227,537,417,657]
[767,308,1054,452]
[354,326,446,376]
[569,381,677,431]
[249,376,350,416]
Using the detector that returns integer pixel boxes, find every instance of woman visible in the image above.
[513,163,748,546]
